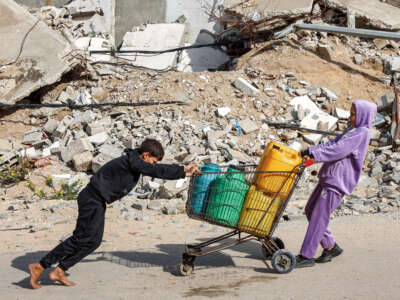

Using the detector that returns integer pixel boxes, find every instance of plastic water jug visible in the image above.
[190,163,220,216]
[206,167,249,227]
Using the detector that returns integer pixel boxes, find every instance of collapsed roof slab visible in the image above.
[119,24,186,71]
[0,1,74,105]
[321,0,400,30]
[224,0,314,18]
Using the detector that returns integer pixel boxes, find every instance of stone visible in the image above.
[72,151,93,172]
[8,204,20,211]
[98,144,122,158]
[135,213,152,222]
[131,200,149,211]
[233,78,260,96]
[238,119,259,134]
[321,87,339,101]
[228,149,252,163]
[61,138,94,163]
[22,129,42,145]
[119,24,186,70]
[159,179,188,198]
[217,107,231,117]
[334,108,350,119]
[353,54,363,65]
[0,212,8,220]
[317,44,332,61]
[374,39,390,50]
[0,1,74,105]
[377,93,395,111]
[163,203,179,215]
[86,122,105,136]
[383,56,400,74]
[88,132,109,146]
[0,139,12,152]
[43,119,59,134]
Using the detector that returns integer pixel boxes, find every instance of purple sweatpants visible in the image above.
[300,183,343,259]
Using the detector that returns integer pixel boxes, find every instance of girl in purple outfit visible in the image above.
[296,99,377,268]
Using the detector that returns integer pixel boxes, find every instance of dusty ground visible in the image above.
[0,213,399,299]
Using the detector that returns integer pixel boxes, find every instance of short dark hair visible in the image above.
[138,138,164,160]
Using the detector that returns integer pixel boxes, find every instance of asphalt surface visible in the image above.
[1,213,399,300]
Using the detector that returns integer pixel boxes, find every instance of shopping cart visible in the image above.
[177,160,313,275]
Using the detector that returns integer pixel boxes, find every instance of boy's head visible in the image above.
[138,139,164,164]
[350,100,377,128]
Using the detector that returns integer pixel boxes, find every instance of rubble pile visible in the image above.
[1,0,400,231]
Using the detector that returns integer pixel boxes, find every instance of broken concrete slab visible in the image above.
[233,78,260,96]
[301,112,338,144]
[0,1,74,105]
[239,119,259,134]
[119,24,186,71]
[321,0,400,30]
[224,0,314,19]
[72,151,93,172]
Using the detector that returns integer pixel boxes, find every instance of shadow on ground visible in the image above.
[11,239,276,289]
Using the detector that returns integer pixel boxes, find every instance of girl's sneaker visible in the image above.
[316,243,343,263]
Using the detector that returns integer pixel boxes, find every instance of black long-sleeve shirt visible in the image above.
[88,148,185,204]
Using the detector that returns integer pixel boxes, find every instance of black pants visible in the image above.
[40,186,106,271]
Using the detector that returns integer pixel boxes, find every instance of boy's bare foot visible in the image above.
[29,263,44,289]
[49,267,75,286]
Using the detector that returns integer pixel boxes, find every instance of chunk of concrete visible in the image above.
[334,108,350,119]
[43,119,59,134]
[290,95,321,119]
[88,132,109,146]
[72,151,93,172]
[0,1,74,105]
[61,138,94,163]
[224,0,314,19]
[239,119,259,134]
[22,129,43,145]
[321,0,400,30]
[233,78,260,96]
[119,24,185,71]
[301,113,338,144]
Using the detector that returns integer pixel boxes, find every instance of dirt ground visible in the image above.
[0,213,399,299]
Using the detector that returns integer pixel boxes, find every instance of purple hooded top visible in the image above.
[308,100,377,195]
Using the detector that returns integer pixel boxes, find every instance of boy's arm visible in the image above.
[309,129,367,163]
[129,155,185,180]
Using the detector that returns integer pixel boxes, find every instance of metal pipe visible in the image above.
[294,24,400,41]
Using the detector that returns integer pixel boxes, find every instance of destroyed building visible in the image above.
[1,0,400,227]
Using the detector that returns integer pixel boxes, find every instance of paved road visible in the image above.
[1,214,399,300]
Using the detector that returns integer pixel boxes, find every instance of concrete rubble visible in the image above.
[1,0,400,231]
[0,0,75,105]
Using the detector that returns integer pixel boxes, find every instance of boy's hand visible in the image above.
[184,162,200,177]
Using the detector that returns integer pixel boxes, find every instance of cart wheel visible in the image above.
[271,250,296,274]
[177,263,194,276]
[261,237,285,260]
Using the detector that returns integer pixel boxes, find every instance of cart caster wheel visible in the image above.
[271,250,296,274]
[177,263,194,276]
[261,237,285,260]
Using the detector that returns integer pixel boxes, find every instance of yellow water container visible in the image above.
[254,141,301,198]
[252,141,275,184]
[238,185,281,237]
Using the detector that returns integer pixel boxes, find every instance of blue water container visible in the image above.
[190,163,220,216]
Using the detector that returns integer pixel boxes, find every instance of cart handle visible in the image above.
[303,158,315,167]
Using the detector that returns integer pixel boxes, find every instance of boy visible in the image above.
[296,100,377,268]
[29,138,199,288]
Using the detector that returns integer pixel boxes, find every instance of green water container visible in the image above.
[206,168,249,227]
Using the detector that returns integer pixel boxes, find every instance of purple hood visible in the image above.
[309,100,377,195]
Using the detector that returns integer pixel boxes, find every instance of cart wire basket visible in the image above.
[177,161,312,276]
